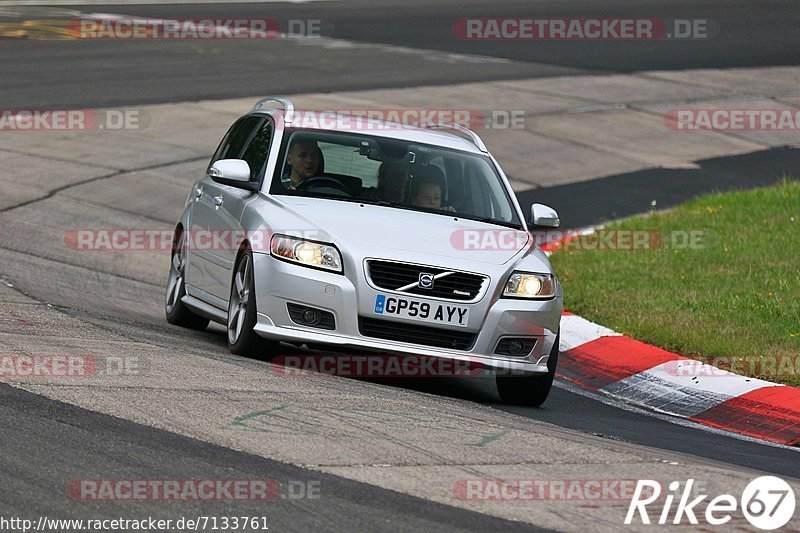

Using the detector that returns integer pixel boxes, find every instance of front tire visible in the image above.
[496,333,560,407]
[227,249,278,359]
[165,228,209,330]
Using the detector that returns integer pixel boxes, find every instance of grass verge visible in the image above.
[550,178,800,386]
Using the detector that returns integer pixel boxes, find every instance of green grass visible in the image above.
[550,178,800,386]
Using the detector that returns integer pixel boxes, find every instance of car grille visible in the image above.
[358,317,476,350]
[366,260,487,301]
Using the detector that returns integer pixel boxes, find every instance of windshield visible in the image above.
[270,129,523,229]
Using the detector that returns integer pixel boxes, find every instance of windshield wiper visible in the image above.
[328,196,406,208]
[352,198,398,207]
[465,216,524,230]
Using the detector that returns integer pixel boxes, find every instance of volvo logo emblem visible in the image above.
[418,273,435,289]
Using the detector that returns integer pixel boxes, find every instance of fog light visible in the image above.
[494,337,537,357]
[302,309,321,325]
[507,340,525,355]
[286,303,336,330]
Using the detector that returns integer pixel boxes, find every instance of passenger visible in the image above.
[282,136,321,189]
[376,161,410,203]
[409,166,455,212]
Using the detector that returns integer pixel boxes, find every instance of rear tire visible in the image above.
[496,333,560,407]
[165,228,209,330]
[227,248,278,359]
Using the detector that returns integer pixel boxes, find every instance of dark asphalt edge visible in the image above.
[0,381,546,532]
[515,145,800,230]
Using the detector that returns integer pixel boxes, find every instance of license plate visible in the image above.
[373,294,469,327]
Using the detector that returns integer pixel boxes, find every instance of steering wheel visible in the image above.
[295,176,352,196]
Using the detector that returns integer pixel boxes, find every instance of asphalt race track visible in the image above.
[0,0,799,107]
[1,1,799,531]
[0,383,538,532]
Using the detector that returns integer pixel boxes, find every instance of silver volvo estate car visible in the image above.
[165,97,563,406]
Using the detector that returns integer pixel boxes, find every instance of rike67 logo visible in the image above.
[626,477,796,530]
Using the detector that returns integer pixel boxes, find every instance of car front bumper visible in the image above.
[251,252,562,375]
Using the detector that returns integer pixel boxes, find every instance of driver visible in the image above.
[282,136,321,189]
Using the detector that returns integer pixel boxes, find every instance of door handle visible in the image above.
[213,195,224,208]
[194,186,203,200]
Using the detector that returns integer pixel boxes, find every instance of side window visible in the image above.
[222,116,262,160]
[241,119,274,181]
[208,118,245,169]
[208,116,262,172]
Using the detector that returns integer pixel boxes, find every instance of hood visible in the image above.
[267,195,533,266]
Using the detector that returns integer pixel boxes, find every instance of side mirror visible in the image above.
[208,159,258,190]
[530,203,560,228]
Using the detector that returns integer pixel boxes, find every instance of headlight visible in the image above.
[503,272,556,299]
[270,235,343,273]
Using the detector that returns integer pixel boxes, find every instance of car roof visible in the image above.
[255,110,488,155]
